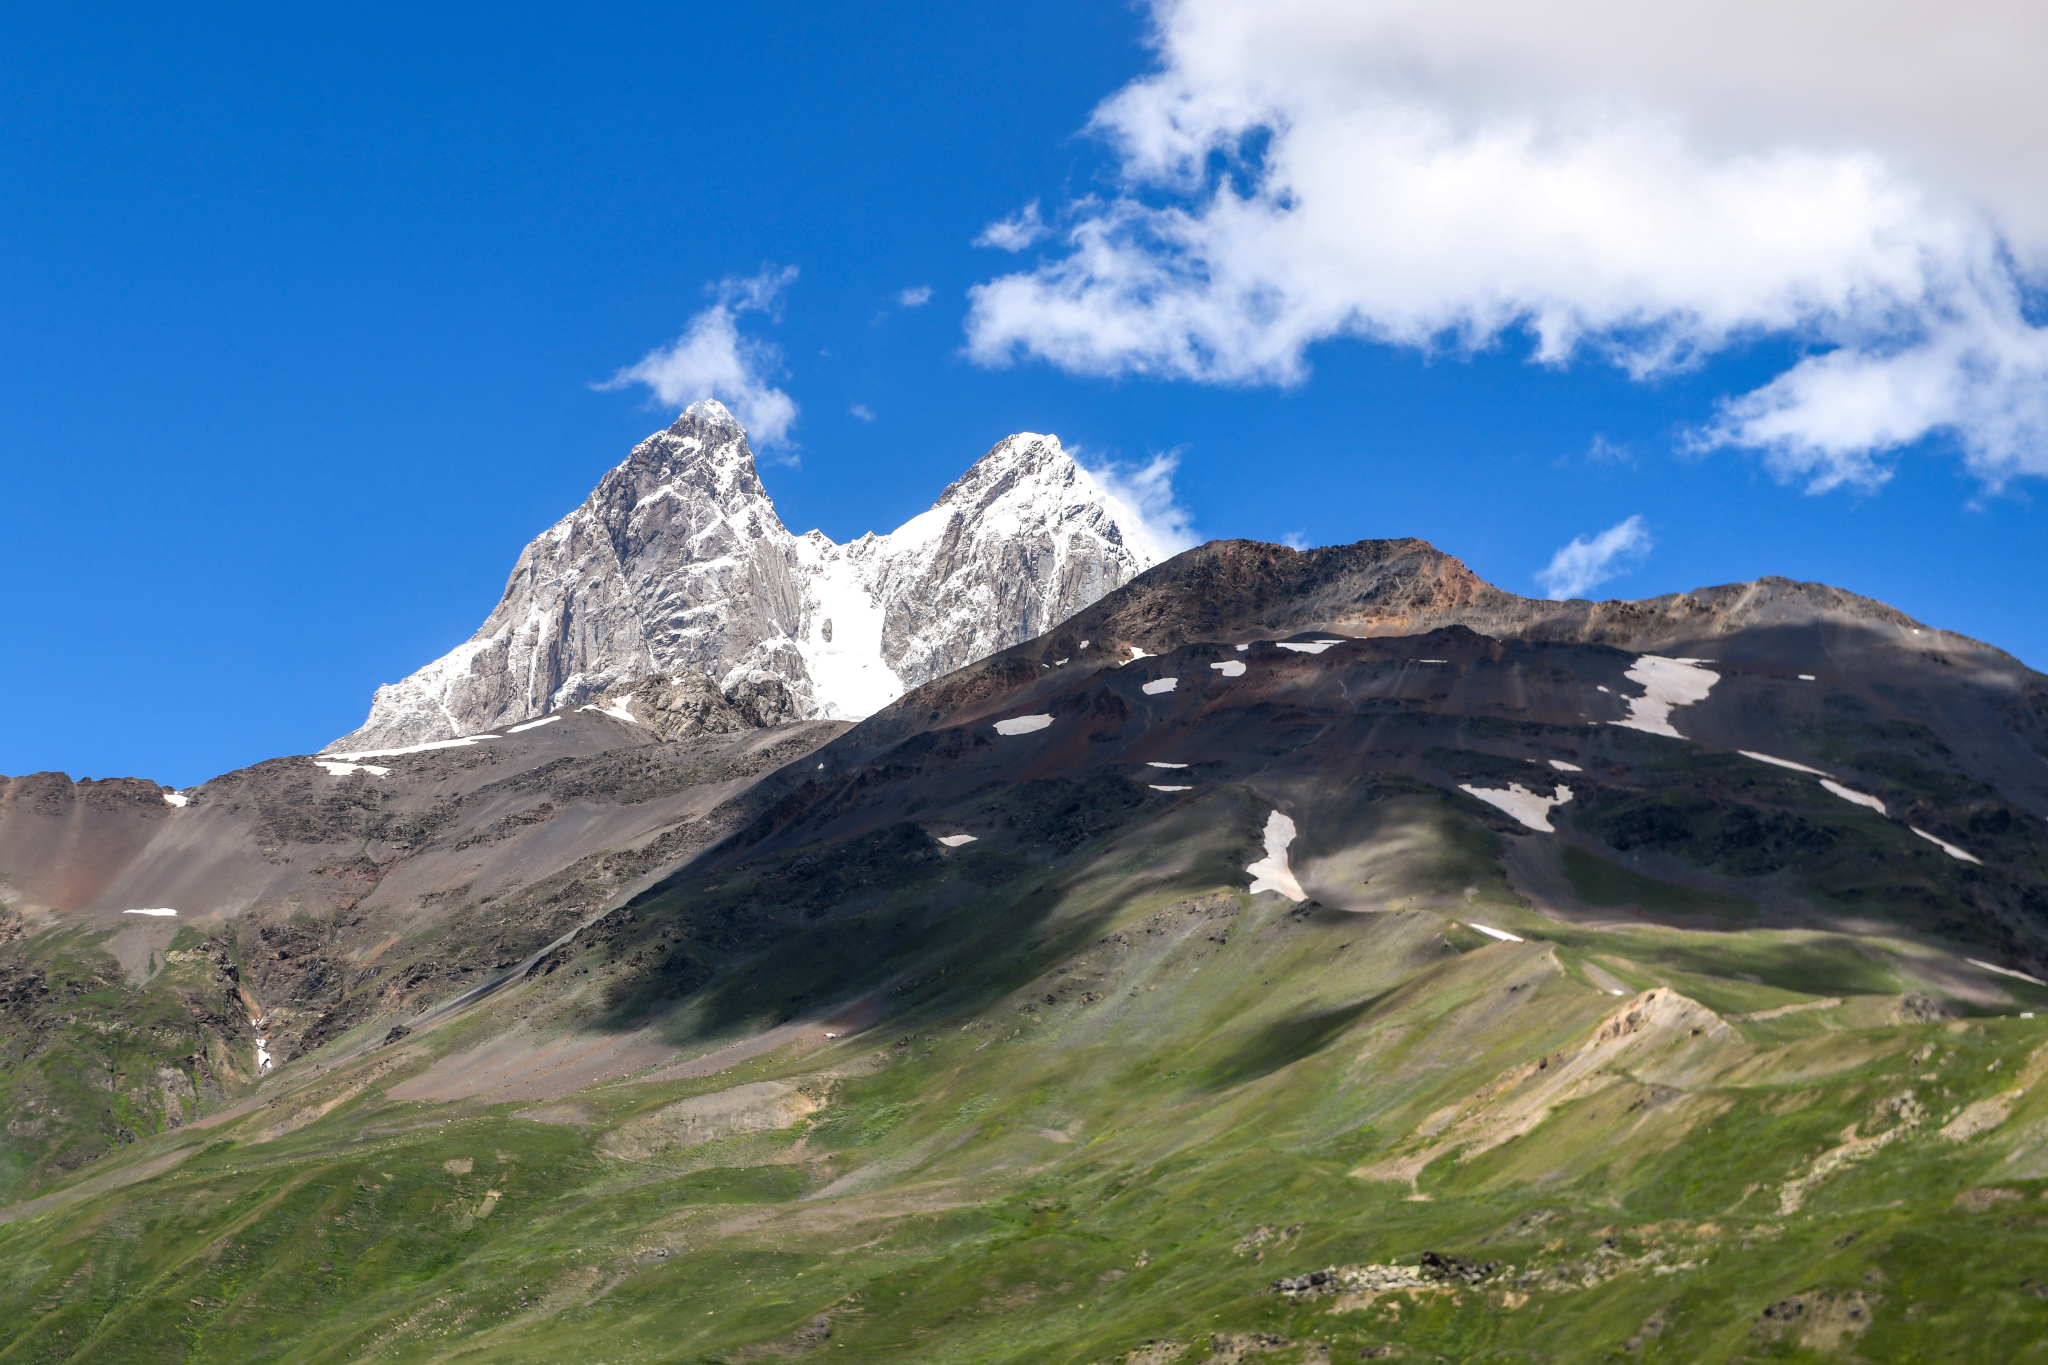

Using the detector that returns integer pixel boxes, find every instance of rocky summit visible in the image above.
[327,401,1160,751]
[3,536,2048,1364]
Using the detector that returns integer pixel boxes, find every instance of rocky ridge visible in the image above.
[329,401,1160,751]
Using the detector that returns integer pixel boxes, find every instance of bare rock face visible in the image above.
[621,674,754,743]
[725,675,798,729]
[328,404,1160,751]
[592,673,801,743]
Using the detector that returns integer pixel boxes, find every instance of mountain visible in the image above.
[327,401,1160,751]
[4,537,2047,1362]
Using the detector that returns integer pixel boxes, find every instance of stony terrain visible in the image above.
[3,537,2046,1363]
[329,402,1160,749]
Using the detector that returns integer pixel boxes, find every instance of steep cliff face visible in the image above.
[328,404,1158,751]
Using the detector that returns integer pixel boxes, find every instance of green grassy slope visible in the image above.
[5,778,2045,1363]
[0,919,259,1204]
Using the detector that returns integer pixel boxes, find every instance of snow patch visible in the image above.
[1460,782,1574,832]
[507,716,561,733]
[1277,639,1346,654]
[934,834,978,848]
[1467,923,1524,943]
[581,699,640,725]
[161,790,188,808]
[124,908,177,917]
[1740,750,1827,776]
[1141,677,1178,695]
[1122,646,1151,666]
[1547,759,1582,772]
[1912,827,1983,865]
[1610,656,1719,739]
[1235,643,1249,652]
[1969,958,2048,987]
[1820,780,1887,815]
[993,714,1054,736]
[1798,674,1816,681]
[1146,762,1188,768]
[1211,660,1246,677]
[1246,811,1306,901]
[1416,658,1447,664]
[1149,784,1193,792]
[323,735,501,761]
[315,760,392,777]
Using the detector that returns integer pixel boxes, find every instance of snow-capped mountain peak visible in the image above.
[326,414,1162,750]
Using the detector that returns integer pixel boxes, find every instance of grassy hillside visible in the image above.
[5,776,2045,1363]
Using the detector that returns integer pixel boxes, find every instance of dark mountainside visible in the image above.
[3,537,2047,1364]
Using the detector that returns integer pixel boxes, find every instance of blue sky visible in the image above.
[5,1,2043,788]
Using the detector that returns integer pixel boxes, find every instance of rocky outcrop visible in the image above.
[594,673,800,743]
[329,403,1157,751]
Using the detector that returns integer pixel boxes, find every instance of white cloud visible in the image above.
[973,200,1051,252]
[1077,446,1199,562]
[1536,515,1653,600]
[897,285,933,308]
[964,0,2048,491]
[598,266,800,447]
[850,403,876,421]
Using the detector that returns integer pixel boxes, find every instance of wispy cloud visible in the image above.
[965,0,2048,494]
[596,266,800,448]
[849,403,876,422]
[897,285,933,308]
[1586,435,1634,465]
[1536,515,1653,600]
[973,200,1050,252]
[1077,446,1199,563]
